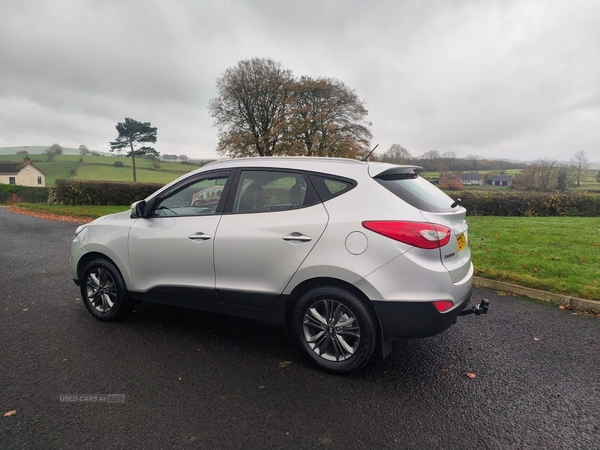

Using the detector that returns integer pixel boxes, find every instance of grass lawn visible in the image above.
[73,164,189,184]
[467,216,600,300]
[15,203,129,219]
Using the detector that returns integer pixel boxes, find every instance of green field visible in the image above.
[467,216,600,300]
[0,154,201,185]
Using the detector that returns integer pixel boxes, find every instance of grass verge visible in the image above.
[13,203,128,220]
[9,204,600,300]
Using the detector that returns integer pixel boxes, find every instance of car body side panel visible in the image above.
[214,203,329,306]
[70,211,135,288]
[128,215,221,294]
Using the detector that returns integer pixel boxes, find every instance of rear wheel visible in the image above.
[293,286,378,373]
[80,258,130,321]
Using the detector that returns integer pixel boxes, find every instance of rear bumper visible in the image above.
[372,288,472,339]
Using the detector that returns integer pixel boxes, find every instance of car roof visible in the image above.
[199,156,416,178]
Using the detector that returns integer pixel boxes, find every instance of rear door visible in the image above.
[213,169,328,307]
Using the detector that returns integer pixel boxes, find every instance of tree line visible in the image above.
[381,145,595,192]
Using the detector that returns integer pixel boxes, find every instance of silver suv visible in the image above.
[71,157,476,373]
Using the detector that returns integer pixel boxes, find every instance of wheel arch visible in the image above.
[77,252,130,289]
[284,277,384,349]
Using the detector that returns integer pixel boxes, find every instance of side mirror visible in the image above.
[131,200,147,219]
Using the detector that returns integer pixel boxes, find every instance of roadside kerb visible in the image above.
[474,276,600,314]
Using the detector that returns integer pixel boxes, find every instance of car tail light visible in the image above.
[433,300,454,312]
[362,221,452,249]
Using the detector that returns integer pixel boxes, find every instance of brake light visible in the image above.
[362,221,452,249]
[433,301,454,312]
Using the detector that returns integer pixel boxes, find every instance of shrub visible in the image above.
[0,184,49,204]
[50,179,164,205]
[113,161,124,167]
[457,191,600,217]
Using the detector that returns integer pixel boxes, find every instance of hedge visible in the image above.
[49,179,165,205]
[0,184,50,204]
[454,191,600,217]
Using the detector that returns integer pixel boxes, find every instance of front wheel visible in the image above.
[293,286,378,373]
[80,258,130,321]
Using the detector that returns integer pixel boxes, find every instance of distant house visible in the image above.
[0,157,46,187]
[491,175,512,186]
[459,173,484,186]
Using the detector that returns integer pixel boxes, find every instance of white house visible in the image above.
[0,157,46,187]
[459,173,484,186]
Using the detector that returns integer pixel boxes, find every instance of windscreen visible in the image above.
[375,174,456,213]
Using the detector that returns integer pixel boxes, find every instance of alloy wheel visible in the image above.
[302,299,361,362]
[85,268,117,313]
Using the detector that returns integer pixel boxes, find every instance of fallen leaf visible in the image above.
[464,372,477,379]
[534,338,540,341]
[22,308,28,312]
[572,313,578,315]
[62,358,68,361]
[258,385,266,389]
[559,305,566,310]
[4,410,16,417]
[279,361,293,368]
[187,436,197,443]
[442,369,448,373]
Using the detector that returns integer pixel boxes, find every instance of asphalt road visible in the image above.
[1,207,598,449]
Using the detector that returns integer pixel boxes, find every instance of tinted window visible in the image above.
[308,174,356,202]
[375,175,456,212]
[232,170,317,213]
[153,175,228,217]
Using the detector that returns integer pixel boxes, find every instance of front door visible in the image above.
[128,172,230,301]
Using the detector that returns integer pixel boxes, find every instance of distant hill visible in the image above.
[0,146,113,156]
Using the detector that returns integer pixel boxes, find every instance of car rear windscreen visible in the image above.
[375,174,457,213]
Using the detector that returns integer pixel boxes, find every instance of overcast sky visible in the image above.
[1,0,598,161]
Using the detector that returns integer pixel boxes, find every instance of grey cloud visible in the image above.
[0,0,598,160]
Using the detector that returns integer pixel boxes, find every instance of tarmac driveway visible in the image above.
[1,207,598,449]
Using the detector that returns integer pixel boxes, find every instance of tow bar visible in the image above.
[459,298,490,316]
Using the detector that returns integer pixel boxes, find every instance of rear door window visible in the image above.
[308,174,356,202]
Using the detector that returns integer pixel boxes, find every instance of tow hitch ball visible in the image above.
[460,298,490,316]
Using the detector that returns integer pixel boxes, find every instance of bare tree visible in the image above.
[381,144,412,164]
[44,143,63,161]
[441,151,457,171]
[209,58,293,157]
[284,76,372,158]
[515,159,560,191]
[465,154,482,169]
[570,151,589,186]
[422,150,441,171]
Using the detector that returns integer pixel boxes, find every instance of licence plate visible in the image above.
[456,233,467,252]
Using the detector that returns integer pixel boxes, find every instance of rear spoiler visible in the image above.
[368,164,423,179]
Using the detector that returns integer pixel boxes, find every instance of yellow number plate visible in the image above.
[456,233,467,252]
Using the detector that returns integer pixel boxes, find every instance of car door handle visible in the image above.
[282,232,312,242]
[188,232,212,241]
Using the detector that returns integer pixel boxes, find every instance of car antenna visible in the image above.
[361,144,379,162]
[451,198,462,208]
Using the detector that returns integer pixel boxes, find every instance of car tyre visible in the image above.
[80,258,130,321]
[293,286,378,373]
